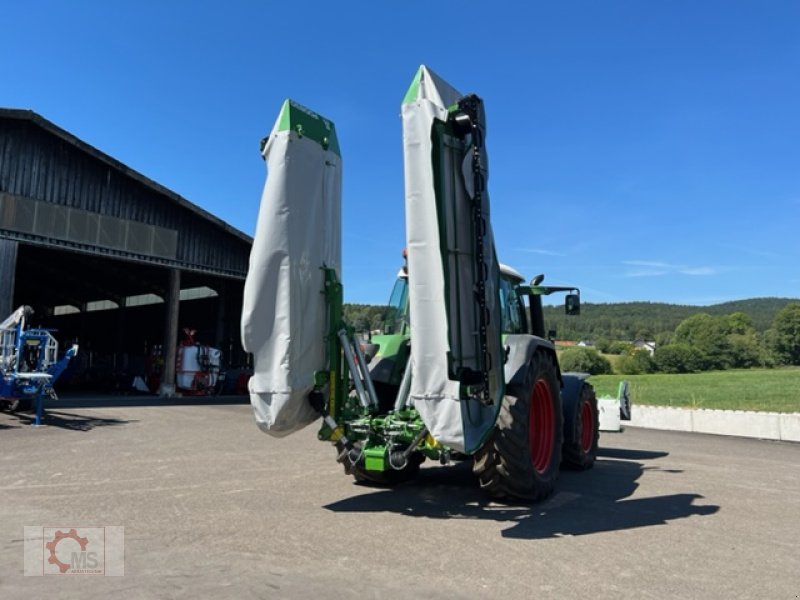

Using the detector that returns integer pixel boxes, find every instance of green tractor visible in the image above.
[314,258,598,501]
[242,66,599,502]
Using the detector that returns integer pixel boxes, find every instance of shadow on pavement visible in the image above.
[324,450,719,539]
[1,393,248,430]
[597,447,669,460]
[49,394,250,409]
[6,409,135,432]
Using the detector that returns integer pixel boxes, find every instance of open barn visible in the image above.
[0,108,252,395]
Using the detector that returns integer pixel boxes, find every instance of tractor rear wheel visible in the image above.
[561,383,599,470]
[473,350,563,502]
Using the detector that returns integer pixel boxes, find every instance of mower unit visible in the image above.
[242,67,607,501]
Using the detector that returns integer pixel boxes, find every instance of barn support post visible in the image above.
[116,297,127,375]
[0,238,18,318]
[215,280,227,350]
[231,283,246,367]
[159,268,181,397]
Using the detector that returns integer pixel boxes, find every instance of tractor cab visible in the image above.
[380,269,410,336]
[500,266,581,339]
[367,261,580,412]
[366,269,411,412]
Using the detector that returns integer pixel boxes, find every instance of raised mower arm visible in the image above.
[242,65,607,501]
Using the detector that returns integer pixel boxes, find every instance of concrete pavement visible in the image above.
[1,398,799,599]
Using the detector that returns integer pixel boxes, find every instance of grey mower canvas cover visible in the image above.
[402,66,504,453]
[241,100,341,436]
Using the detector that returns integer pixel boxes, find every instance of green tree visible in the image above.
[616,349,655,375]
[674,313,732,370]
[722,313,763,368]
[594,337,611,354]
[770,303,800,365]
[653,343,703,373]
[559,347,612,375]
[543,298,796,342]
[655,331,673,347]
[726,312,754,335]
[344,304,392,334]
[608,341,633,355]
[727,332,762,368]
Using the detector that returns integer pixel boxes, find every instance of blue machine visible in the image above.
[0,306,79,426]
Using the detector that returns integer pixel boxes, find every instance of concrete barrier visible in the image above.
[779,413,800,442]
[627,405,800,442]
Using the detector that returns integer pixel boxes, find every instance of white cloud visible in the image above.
[517,247,566,257]
[680,266,717,276]
[623,260,673,269]
[622,260,717,278]
[625,268,669,277]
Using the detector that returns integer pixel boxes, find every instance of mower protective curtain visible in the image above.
[401,66,504,453]
[241,104,341,437]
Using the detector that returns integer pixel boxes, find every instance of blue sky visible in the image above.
[3,1,798,306]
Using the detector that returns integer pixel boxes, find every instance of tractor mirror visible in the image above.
[565,294,580,316]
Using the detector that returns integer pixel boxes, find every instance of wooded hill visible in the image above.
[345,297,799,341]
[542,297,797,341]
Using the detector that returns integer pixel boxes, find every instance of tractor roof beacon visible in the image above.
[241,67,605,502]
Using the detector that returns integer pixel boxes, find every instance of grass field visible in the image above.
[587,367,800,413]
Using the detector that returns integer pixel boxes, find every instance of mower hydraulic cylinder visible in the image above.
[338,330,376,410]
[393,355,413,412]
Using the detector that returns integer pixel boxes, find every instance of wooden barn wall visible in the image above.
[0,118,250,277]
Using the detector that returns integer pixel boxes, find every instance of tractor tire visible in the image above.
[473,350,563,502]
[561,383,599,470]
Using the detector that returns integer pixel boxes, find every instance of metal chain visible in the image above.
[456,95,491,406]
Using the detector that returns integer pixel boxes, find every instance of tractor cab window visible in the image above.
[382,276,409,335]
[499,277,524,334]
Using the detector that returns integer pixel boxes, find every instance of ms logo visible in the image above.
[45,528,99,574]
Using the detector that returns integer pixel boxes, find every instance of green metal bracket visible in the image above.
[364,446,388,472]
[315,267,346,439]
[275,99,340,156]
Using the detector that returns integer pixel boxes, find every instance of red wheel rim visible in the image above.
[580,398,595,453]
[529,378,555,474]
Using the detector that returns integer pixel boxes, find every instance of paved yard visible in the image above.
[1,396,798,599]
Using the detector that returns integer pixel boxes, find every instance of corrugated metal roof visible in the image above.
[0,108,253,278]
[0,108,251,243]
